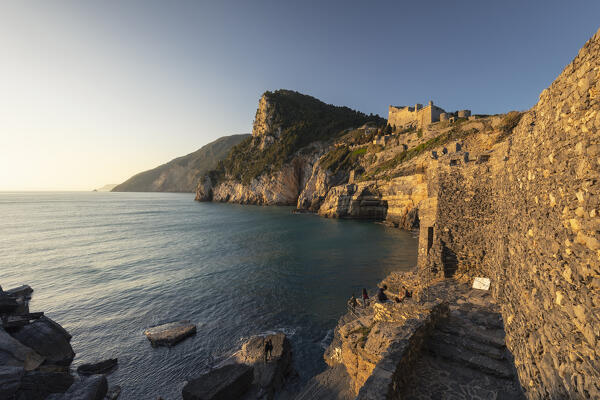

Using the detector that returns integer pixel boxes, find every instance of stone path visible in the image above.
[400,283,525,400]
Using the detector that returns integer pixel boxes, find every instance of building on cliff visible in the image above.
[388,100,471,129]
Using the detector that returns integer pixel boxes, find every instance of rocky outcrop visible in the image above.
[183,333,293,400]
[47,374,108,400]
[204,156,316,206]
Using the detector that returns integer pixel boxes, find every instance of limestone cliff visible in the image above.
[196,90,384,205]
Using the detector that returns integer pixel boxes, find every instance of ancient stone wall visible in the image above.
[417,28,600,399]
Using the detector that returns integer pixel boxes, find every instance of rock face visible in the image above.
[182,363,254,400]
[113,134,249,192]
[0,366,24,399]
[143,320,196,347]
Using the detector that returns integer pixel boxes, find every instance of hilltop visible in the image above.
[112,134,249,193]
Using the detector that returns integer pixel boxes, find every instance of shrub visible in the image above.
[496,111,524,143]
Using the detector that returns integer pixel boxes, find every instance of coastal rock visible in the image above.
[5,285,34,299]
[0,366,24,399]
[105,385,121,400]
[143,320,196,347]
[234,332,293,396]
[182,363,254,400]
[76,358,118,376]
[47,374,108,400]
[10,316,75,366]
[0,327,45,370]
[17,370,75,399]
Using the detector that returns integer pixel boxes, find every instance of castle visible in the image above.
[388,101,471,129]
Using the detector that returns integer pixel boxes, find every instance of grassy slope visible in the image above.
[112,134,250,192]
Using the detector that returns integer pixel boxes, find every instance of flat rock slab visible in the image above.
[182,363,254,400]
[144,320,196,347]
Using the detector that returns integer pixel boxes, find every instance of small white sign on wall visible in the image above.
[473,277,491,291]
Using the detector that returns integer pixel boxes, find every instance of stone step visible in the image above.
[426,340,514,379]
[429,331,506,360]
[450,308,505,330]
[438,319,506,349]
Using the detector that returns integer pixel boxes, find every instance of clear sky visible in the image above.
[1,1,598,190]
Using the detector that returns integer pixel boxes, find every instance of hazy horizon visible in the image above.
[1,1,599,190]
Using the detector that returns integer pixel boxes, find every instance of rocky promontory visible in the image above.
[0,285,119,400]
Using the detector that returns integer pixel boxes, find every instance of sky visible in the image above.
[1,1,599,191]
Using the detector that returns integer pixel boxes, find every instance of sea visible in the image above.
[0,192,417,399]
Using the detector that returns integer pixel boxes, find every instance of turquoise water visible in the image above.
[0,192,417,399]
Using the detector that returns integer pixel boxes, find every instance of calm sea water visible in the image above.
[0,192,417,399]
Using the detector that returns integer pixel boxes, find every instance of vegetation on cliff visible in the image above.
[113,134,249,192]
[209,90,384,184]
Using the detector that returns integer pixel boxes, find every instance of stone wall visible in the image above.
[417,28,600,399]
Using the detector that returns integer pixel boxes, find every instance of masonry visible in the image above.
[388,101,446,129]
[416,28,600,399]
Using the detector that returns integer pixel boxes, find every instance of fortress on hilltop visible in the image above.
[388,101,471,129]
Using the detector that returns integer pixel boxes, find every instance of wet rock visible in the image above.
[10,316,75,366]
[144,320,196,347]
[0,327,45,370]
[47,375,108,400]
[182,363,254,400]
[17,370,74,399]
[0,366,24,399]
[76,359,118,376]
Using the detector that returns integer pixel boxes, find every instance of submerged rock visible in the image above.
[105,385,121,400]
[10,316,75,366]
[182,363,254,400]
[76,359,118,376]
[144,320,196,347]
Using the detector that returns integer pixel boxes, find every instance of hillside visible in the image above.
[196,90,385,204]
[113,134,249,192]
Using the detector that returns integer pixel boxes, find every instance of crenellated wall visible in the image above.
[417,28,600,399]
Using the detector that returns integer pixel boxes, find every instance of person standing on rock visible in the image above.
[377,285,389,303]
[264,338,273,363]
[362,288,369,307]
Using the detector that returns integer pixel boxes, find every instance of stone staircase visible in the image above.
[400,289,525,400]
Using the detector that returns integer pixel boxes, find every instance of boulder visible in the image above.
[0,366,24,399]
[76,359,117,376]
[235,333,293,396]
[10,316,75,366]
[47,375,108,400]
[0,327,45,370]
[17,370,74,399]
[182,363,254,400]
[143,320,196,347]
[5,285,34,299]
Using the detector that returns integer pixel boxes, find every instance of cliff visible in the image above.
[113,134,249,193]
[195,90,384,205]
